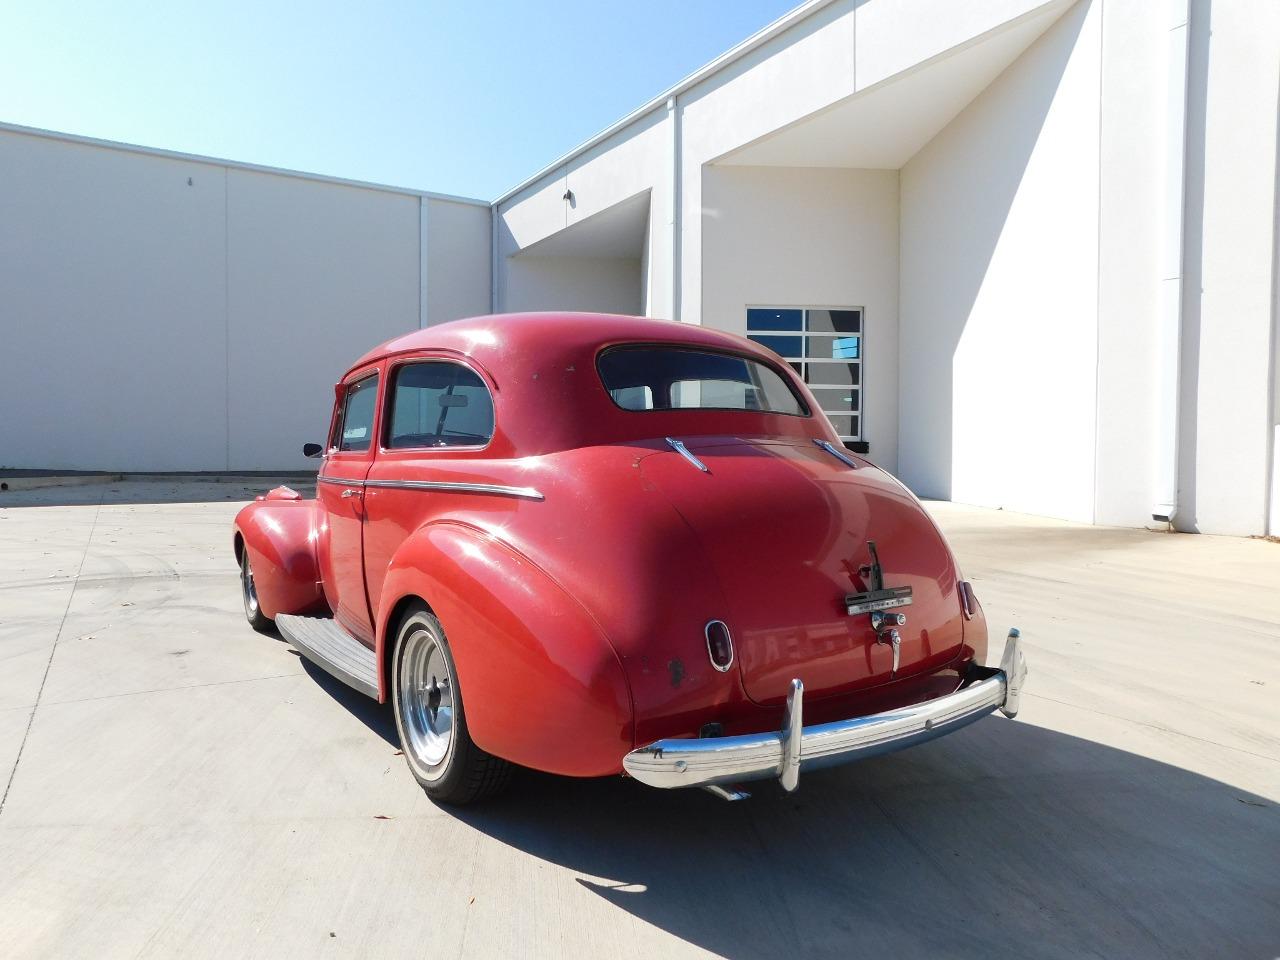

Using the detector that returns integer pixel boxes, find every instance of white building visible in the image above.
[0,130,490,474]
[2,0,1278,537]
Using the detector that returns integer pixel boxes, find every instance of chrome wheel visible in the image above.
[240,551,259,619]
[398,626,456,779]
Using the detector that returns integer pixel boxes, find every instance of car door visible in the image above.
[361,358,500,613]
[317,367,381,642]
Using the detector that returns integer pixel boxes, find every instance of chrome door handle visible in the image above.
[341,488,362,499]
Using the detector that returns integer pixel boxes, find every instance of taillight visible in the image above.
[705,620,734,672]
[958,581,976,620]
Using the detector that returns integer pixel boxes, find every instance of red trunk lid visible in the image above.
[641,438,966,705]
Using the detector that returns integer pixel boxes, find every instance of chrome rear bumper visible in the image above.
[623,629,1027,792]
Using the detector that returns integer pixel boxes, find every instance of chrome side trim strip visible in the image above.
[813,438,859,468]
[362,478,544,501]
[666,437,710,473]
[317,474,543,500]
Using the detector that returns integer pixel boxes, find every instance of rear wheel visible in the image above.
[239,550,272,632]
[391,606,512,804]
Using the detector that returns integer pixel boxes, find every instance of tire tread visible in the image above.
[452,747,514,804]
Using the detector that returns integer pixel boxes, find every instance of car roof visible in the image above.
[345,312,766,378]
[343,311,833,456]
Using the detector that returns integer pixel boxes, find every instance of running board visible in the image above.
[276,614,379,699]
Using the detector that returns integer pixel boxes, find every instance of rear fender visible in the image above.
[233,493,326,620]
[376,521,634,777]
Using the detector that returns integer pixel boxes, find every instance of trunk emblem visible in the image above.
[844,541,913,616]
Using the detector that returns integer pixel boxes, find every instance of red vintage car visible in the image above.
[233,312,1026,804]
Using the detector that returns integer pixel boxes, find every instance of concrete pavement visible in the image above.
[0,479,1277,958]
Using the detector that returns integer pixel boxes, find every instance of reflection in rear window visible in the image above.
[597,347,808,416]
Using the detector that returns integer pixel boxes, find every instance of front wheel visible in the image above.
[391,606,512,805]
[240,550,272,632]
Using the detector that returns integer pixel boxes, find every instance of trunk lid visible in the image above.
[641,437,966,705]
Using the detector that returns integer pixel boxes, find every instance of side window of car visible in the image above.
[387,362,494,449]
[334,374,379,453]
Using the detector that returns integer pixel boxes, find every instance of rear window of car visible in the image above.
[386,361,495,448]
[597,346,808,416]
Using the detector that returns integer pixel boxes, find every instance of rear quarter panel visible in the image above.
[376,520,634,777]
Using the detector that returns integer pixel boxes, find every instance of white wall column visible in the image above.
[419,196,430,328]
[1152,0,1190,524]
[667,96,681,322]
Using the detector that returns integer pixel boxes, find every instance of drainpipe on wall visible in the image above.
[1270,91,1280,536]
[1271,262,1280,535]
[1271,425,1280,536]
[1153,0,1191,524]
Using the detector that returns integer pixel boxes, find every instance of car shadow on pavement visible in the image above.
[298,657,399,748]
[449,717,1279,959]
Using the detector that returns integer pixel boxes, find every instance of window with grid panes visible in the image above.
[746,308,862,443]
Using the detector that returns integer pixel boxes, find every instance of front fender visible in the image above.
[233,493,326,620]
[376,521,634,777]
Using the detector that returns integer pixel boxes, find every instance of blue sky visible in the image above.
[0,1,799,200]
